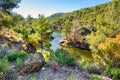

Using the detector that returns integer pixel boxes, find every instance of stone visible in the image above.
[24,43,36,53]
[20,52,44,74]
[0,70,17,80]
[59,39,90,50]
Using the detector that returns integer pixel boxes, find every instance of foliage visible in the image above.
[94,33,120,79]
[15,51,27,59]
[48,0,120,51]
[32,18,54,49]
[111,68,120,80]
[27,33,41,49]
[0,0,21,11]
[37,49,50,64]
[16,57,23,67]
[98,33,120,65]
[0,11,13,29]
[103,65,120,80]
[86,31,106,51]
[49,48,74,65]
[90,75,100,80]
[62,20,72,39]
[26,14,33,24]
[0,59,9,72]
[30,77,36,80]
[5,51,27,61]
[5,52,17,61]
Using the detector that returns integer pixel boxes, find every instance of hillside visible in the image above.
[49,0,120,48]
[51,0,120,33]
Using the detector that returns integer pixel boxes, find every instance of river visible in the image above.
[50,32,92,60]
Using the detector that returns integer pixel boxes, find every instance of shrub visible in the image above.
[30,77,36,80]
[16,51,27,59]
[5,52,17,61]
[5,51,27,61]
[0,59,9,72]
[49,48,74,65]
[90,75,99,80]
[111,68,120,80]
[16,58,23,67]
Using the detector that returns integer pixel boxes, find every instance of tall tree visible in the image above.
[0,0,21,11]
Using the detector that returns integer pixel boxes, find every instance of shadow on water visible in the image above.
[50,31,92,60]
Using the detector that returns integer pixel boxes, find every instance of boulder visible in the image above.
[20,52,44,74]
[59,39,90,50]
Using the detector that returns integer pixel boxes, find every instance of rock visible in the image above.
[0,70,17,80]
[0,34,36,54]
[20,52,44,74]
[0,35,7,44]
[59,39,90,50]
[0,45,11,59]
[49,60,58,71]
[24,43,36,53]
[59,39,70,46]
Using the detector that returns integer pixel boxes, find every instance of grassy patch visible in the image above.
[0,59,9,73]
[5,51,27,61]
[49,48,74,65]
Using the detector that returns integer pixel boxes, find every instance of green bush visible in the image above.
[49,48,74,65]
[5,52,17,61]
[17,58,23,67]
[111,68,120,80]
[16,51,27,59]
[30,77,36,80]
[90,75,100,80]
[0,59,9,72]
[103,65,120,80]
[5,51,27,61]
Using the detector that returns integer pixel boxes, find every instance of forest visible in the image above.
[0,0,120,80]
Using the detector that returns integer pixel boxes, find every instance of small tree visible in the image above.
[62,20,71,39]
[32,18,54,49]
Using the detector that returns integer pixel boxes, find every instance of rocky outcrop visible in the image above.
[20,52,44,74]
[0,70,17,80]
[24,43,36,53]
[59,39,90,50]
[0,34,36,57]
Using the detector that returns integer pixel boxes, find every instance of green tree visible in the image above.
[0,0,21,11]
[32,18,54,49]
[27,14,33,24]
[38,14,44,19]
[62,20,72,39]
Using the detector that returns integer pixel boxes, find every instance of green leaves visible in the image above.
[0,0,21,11]
[32,18,54,49]
[49,49,74,65]
[17,58,23,67]
[5,51,27,61]
[0,59,9,72]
